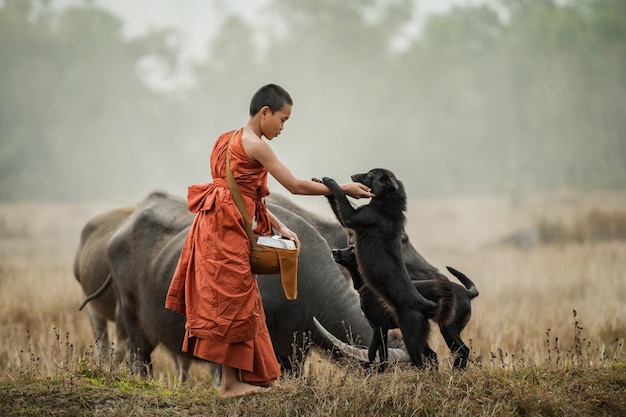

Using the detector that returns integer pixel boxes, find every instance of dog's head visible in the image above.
[351,168,402,198]
[331,244,357,271]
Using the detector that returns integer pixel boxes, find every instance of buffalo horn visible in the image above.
[312,316,410,363]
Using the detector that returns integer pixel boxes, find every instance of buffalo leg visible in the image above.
[169,353,193,383]
[86,306,111,363]
[112,316,128,367]
[118,302,155,376]
[423,344,439,369]
[208,362,222,387]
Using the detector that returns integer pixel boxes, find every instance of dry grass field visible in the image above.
[0,190,625,416]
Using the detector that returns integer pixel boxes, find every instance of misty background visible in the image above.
[1,0,625,203]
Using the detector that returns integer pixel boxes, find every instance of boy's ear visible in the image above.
[260,105,271,117]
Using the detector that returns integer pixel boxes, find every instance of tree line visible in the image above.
[1,0,624,201]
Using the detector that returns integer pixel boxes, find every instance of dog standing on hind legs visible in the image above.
[332,244,456,371]
[318,168,442,369]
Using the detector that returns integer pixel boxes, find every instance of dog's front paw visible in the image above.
[323,178,343,196]
[321,177,337,187]
[314,177,335,201]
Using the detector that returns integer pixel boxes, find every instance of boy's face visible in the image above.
[260,104,292,140]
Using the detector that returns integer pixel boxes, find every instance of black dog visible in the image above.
[332,245,478,369]
[332,244,455,371]
[319,168,441,368]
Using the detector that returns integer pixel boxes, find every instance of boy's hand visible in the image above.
[342,182,374,199]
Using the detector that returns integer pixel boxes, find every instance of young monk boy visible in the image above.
[165,83,374,397]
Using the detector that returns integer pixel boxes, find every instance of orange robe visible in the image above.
[165,129,281,386]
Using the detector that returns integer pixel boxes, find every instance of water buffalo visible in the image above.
[73,205,134,363]
[74,193,345,367]
[76,192,454,380]
[73,202,200,379]
[105,191,379,378]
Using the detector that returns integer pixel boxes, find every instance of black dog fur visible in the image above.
[319,168,439,368]
[332,244,455,371]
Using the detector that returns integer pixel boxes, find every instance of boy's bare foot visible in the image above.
[219,381,270,398]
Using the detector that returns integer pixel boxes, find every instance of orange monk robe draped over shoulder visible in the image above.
[165,129,281,386]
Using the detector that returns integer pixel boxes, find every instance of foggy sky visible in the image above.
[56,0,489,90]
[5,0,622,203]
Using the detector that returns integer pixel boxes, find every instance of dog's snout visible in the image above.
[351,172,368,184]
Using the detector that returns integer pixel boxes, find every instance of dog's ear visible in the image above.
[380,172,399,192]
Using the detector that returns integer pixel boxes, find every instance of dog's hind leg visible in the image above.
[440,325,470,369]
[368,327,382,365]
[377,328,389,372]
[395,307,429,369]
[366,327,387,373]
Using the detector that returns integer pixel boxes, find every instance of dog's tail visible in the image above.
[446,266,479,299]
